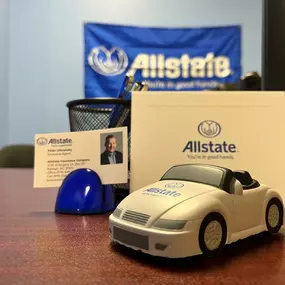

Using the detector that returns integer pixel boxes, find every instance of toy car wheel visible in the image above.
[199,212,227,258]
[265,197,283,234]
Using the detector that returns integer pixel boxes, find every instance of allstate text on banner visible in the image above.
[128,52,232,91]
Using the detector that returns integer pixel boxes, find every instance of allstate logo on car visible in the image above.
[165,183,184,188]
[143,188,181,197]
[88,46,128,76]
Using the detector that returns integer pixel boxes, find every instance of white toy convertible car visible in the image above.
[109,164,284,258]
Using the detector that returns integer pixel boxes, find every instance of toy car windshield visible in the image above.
[160,164,232,191]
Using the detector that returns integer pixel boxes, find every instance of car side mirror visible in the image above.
[234,179,243,196]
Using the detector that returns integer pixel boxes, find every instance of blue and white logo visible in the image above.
[198,120,221,138]
[143,188,181,197]
[88,46,128,76]
[84,24,241,98]
[165,183,184,189]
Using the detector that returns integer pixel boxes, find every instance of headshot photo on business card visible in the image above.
[100,131,123,165]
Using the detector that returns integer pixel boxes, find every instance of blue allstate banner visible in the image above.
[84,23,241,98]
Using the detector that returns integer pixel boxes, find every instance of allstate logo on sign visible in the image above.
[88,46,128,76]
[198,120,221,138]
[165,183,184,188]
[182,119,237,154]
[37,137,48,146]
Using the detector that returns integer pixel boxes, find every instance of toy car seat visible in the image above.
[233,170,260,190]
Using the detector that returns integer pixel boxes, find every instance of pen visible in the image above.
[132,82,143,91]
[117,73,134,98]
[123,81,142,100]
[139,82,149,91]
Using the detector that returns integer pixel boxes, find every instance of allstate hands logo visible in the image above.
[88,46,128,76]
[37,137,48,146]
[198,120,221,138]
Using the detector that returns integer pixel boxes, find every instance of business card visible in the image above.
[33,127,128,188]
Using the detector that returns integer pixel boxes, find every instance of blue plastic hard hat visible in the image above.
[55,168,115,214]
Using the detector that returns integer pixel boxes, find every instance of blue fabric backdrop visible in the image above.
[84,23,241,98]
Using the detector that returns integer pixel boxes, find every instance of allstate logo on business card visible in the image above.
[88,46,128,76]
[198,120,221,138]
[37,137,48,146]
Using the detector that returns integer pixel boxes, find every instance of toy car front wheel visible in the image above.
[198,212,227,258]
[265,197,283,233]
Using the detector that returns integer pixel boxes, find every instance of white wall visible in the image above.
[9,0,262,145]
[0,0,9,148]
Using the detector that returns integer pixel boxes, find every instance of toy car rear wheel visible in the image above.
[266,197,283,234]
[199,212,227,258]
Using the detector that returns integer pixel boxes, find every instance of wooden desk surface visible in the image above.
[1,168,285,285]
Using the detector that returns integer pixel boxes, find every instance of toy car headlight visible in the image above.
[153,219,187,230]
[113,207,122,218]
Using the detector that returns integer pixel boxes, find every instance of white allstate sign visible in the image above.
[128,52,232,79]
[130,91,285,203]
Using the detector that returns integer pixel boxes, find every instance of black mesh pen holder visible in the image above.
[66,98,132,198]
